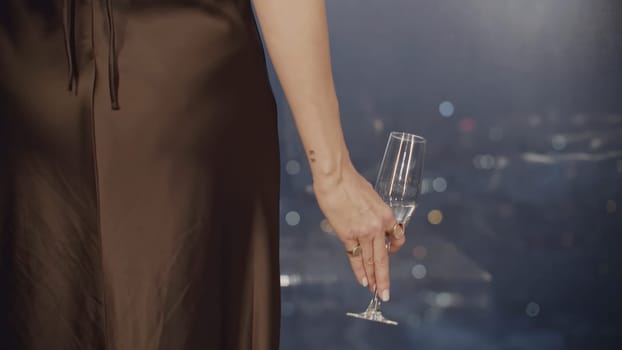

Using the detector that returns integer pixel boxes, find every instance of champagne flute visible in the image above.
[346,131,426,325]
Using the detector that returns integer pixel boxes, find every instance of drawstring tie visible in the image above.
[104,0,120,110]
[62,0,77,92]
[62,0,120,110]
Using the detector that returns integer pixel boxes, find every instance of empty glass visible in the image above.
[346,131,427,325]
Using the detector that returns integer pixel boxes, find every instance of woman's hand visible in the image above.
[252,0,407,298]
[313,161,406,302]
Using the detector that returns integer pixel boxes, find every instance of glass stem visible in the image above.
[366,286,382,313]
[365,239,391,313]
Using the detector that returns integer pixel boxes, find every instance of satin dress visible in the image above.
[0,1,281,349]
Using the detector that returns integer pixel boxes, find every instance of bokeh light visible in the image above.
[421,178,433,194]
[495,156,509,169]
[432,177,448,192]
[439,101,455,118]
[285,160,301,175]
[373,118,384,132]
[473,154,496,170]
[285,211,301,226]
[413,245,428,260]
[561,233,574,247]
[320,218,333,234]
[590,138,602,149]
[525,302,541,317]
[488,126,504,141]
[572,114,587,125]
[528,114,542,127]
[411,264,427,279]
[459,117,475,132]
[551,135,567,150]
[305,184,314,194]
[436,292,454,308]
[481,272,493,282]
[280,274,302,287]
[428,210,443,225]
[606,200,617,213]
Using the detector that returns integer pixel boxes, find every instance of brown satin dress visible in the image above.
[0,1,281,349]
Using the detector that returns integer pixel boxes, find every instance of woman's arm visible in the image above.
[251,0,346,180]
[252,0,404,301]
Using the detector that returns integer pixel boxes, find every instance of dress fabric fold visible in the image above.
[0,1,281,349]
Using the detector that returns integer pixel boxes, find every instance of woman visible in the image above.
[0,0,406,349]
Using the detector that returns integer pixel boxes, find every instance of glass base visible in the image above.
[346,310,398,326]
[346,291,399,326]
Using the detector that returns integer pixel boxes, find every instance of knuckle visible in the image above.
[358,230,373,241]
[382,207,395,223]
[368,219,383,233]
[343,227,358,241]
[374,254,388,266]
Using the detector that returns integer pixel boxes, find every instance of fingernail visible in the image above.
[381,289,390,302]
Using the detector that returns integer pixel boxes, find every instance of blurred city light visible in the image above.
[432,177,448,192]
[413,245,428,260]
[285,211,301,226]
[411,264,427,279]
[459,117,475,132]
[551,135,567,150]
[488,126,504,141]
[320,218,334,234]
[439,101,455,118]
[373,118,384,132]
[526,302,541,317]
[473,154,497,170]
[428,210,443,225]
[285,160,301,175]
[421,177,433,194]
[280,274,302,287]
[305,184,314,194]
[436,292,455,308]
[606,200,617,213]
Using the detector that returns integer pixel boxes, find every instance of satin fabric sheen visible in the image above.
[0,1,281,349]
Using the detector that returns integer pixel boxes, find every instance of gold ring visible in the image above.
[391,222,405,240]
[346,245,361,257]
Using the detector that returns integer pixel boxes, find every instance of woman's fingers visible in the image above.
[345,239,368,287]
[359,238,376,292]
[372,236,391,301]
[387,223,406,254]
[377,203,406,253]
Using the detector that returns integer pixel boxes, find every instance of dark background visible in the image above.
[261,1,622,349]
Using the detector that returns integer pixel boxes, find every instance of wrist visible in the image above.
[311,148,353,192]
